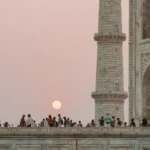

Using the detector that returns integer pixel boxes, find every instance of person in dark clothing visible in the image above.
[20,115,26,127]
[130,119,136,127]
[142,118,148,127]
[117,118,122,127]
[111,116,116,127]
[124,122,127,127]
[63,117,67,127]
[78,121,83,127]
[99,117,104,127]
[52,117,57,127]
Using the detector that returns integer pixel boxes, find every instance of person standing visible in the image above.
[117,118,122,127]
[26,114,34,127]
[124,122,127,127]
[58,114,62,127]
[63,117,67,127]
[48,115,53,127]
[130,119,136,127]
[40,119,45,127]
[91,120,97,127]
[53,117,57,127]
[99,117,104,127]
[111,116,116,127]
[33,120,37,127]
[104,114,111,127]
[78,121,83,127]
[20,115,26,127]
[44,118,48,127]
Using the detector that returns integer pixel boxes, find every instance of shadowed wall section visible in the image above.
[143,0,150,39]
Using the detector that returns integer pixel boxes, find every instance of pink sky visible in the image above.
[0,0,129,125]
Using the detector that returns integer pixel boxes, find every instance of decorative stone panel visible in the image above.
[0,145,11,150]
[108,145,134,150]
[78,145,103,150]
[141,53,150,76]
[17,145,41,150]
[47,145,72,150]
[140,145,150,150]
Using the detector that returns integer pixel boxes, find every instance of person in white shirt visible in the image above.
[58,114,62,127]
[26,114,34,127]
[44,118,48,127]
[33,120,37,127]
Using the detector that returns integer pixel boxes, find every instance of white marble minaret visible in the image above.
[91,0,128,123]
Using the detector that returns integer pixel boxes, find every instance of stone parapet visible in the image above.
[1,128,150,150]
[0,127,150,137]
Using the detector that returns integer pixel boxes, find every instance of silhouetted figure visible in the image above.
[124,122,127,127]
[142,118,148,127]
[91,120,96,127]
[111,116,116,127]
[99,117,104,127]
[86,123,91,127]
[3,122,9,127]
[73,122,77,127]
[78,121,83,127]
[117,118,122,127]
[53,117,57,127]
[63,117,67,127]
[130,119,136,127]
[20,115,26,127]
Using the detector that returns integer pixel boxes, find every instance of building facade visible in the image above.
[129,0,150,124]
[91,0,127,123]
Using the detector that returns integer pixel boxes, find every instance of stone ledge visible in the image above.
[0,127,150,136]
[94,33,126,43]
[140,38,150,45]
[91,92,128,101]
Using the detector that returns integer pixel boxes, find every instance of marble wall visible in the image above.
[0,128,150,150]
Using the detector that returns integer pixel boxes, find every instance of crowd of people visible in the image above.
[96,114,149,127]
[0,114,83,128]
[0,113,149,128]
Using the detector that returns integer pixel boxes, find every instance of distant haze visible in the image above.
[0,0,129,125]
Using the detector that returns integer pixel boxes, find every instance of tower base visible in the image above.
[92,92,128,124]
[95,100,124,124]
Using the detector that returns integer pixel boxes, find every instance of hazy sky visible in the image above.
[0,0,129,125]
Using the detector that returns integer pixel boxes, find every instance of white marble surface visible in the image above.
[0,127,150,135]
[0,127,149,150]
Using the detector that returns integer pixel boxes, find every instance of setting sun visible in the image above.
[52,101,62,110]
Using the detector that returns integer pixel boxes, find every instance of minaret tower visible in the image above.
[91,0,128,123]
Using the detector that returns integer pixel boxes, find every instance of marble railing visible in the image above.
[0,127,150,135]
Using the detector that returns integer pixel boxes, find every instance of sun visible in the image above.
[52,101,62,110]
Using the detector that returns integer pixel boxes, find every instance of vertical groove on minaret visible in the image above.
[92,0,128,123]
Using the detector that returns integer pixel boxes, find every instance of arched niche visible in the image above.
[143,64,150,118]
[143,0,150,39]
